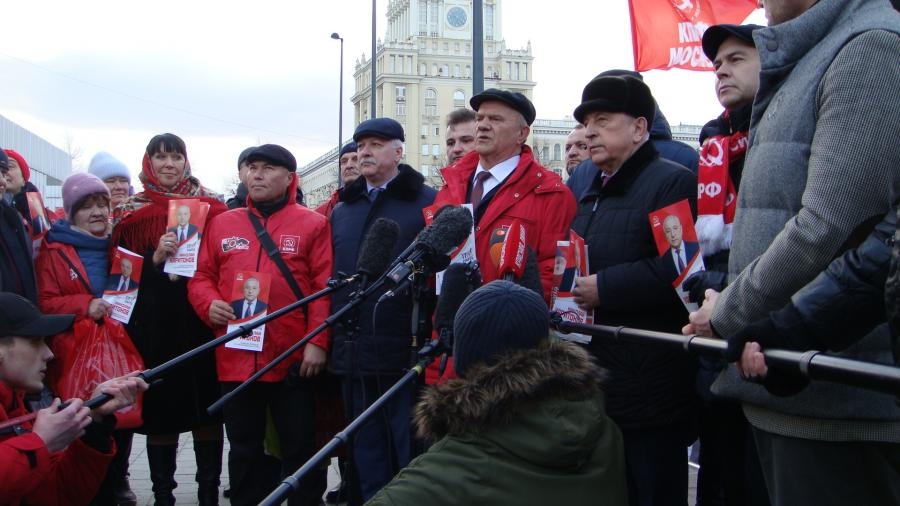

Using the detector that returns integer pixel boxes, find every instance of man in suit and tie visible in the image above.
[167,204,199,245]
[664,214,699,276]
[230,277,267,319]
[106,258,138,292]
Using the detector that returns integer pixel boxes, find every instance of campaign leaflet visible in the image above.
[550,230,592,344]
[163,199,210,278]
[423,204,476,294]
[225,271,273,352]
[26,192,51,256]
[649,198,706,312]
[102,247,144,324]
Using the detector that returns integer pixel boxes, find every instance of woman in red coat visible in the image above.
[36,172,139,505]
[111,133,227,506]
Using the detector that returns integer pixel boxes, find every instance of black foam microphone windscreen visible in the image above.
[356,218,401,278]
[416,205,473,258]
[434,263,476,333]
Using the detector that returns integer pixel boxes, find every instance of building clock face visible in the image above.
[446,6,467,28]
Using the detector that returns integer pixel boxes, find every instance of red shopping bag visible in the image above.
[57,316,145,429]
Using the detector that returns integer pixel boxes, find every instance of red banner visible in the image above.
[630,0,758,72]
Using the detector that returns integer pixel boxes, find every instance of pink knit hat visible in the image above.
[62,173,110,219]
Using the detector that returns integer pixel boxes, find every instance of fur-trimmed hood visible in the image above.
[340,163,425,203]
[415,340,605,440]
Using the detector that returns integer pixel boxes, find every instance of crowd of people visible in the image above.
[1,1,899,505]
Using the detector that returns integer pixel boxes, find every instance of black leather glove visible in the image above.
[683,270,728,304]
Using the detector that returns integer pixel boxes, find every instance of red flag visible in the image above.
[629,0,758,72]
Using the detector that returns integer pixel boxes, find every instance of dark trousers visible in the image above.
[342,375,413,506]
[90,429,133,505]
[221,379,324,506]
[696,400,769,506]
[621,421,694,506]
[753,426,900,506]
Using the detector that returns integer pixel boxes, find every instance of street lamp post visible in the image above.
[331,32,344,186]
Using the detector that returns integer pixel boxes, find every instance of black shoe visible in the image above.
[114,477,138,506]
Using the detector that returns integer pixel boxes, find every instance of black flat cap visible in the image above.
[246,144,297,172]
[574,76,656,125]
[237,146,256,170]
[353,118,405,142]
[470,88,536,125]
[702,24,763,61]
[339,141,358,156]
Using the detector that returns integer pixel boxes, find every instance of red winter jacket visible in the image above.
[35,240,96,393]
[314,189,340,218]
[189,186,333,383]
[0,385,113,505]
[428,145,577,382]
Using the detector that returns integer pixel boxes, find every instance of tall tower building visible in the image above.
[355,0,533,182]
[302,0,535,207]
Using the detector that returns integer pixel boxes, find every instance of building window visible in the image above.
[395,103,407,116]
[434,125,441,136]
[432,63,438,75]
[395,86,406,102]
[419,63,427,76]
[453,90,465,108]
[425,88,437,102]
[553,144,562,161]
[421,124,429,137]
[422,144,430,155]
[453,64,460,77]
[432,144,440,156]
[465,65,471,78]
[389,55,396,74]
[454,43,460,54]
[425,105,438,116]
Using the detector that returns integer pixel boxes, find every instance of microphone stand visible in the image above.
[550,314,900,397]
[258,343,448,506]
[73,278,353,412]
[209,273,397,414]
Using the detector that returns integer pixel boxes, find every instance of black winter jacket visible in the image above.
[570,141,698,430]
[329,165,437,375]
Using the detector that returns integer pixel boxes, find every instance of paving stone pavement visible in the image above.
[129,433,696,505]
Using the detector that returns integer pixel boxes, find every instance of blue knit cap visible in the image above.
[88,151,131,183]
[453,280,550,377]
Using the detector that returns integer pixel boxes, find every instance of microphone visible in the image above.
[518,246,544,298]
[356,218,401,287]
[418,261,481,359]
[497,220,526,281]
[379,206,473,302]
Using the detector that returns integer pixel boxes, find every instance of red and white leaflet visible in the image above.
[163,199,210,278]
[649,198,705,311]
[225,271,273,352]
[26,192,50,255]
[103,247,144,324]
[551,230,593,344]
[424,204,476,295]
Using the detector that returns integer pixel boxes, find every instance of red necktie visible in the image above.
[470,171,492,208]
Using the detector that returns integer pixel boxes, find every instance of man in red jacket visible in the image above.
[190,144,333,506]
[0,292,146,505]
[429,88,576,382]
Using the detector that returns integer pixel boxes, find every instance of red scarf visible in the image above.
[695,116,747,256]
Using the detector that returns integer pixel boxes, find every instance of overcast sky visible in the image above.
[0,1,763,193]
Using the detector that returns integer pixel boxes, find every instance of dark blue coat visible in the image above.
[0,200,36,302]
[329,165,437,375]
[570,141,698,430]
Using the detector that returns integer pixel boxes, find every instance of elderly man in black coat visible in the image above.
[569,75,698,506]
